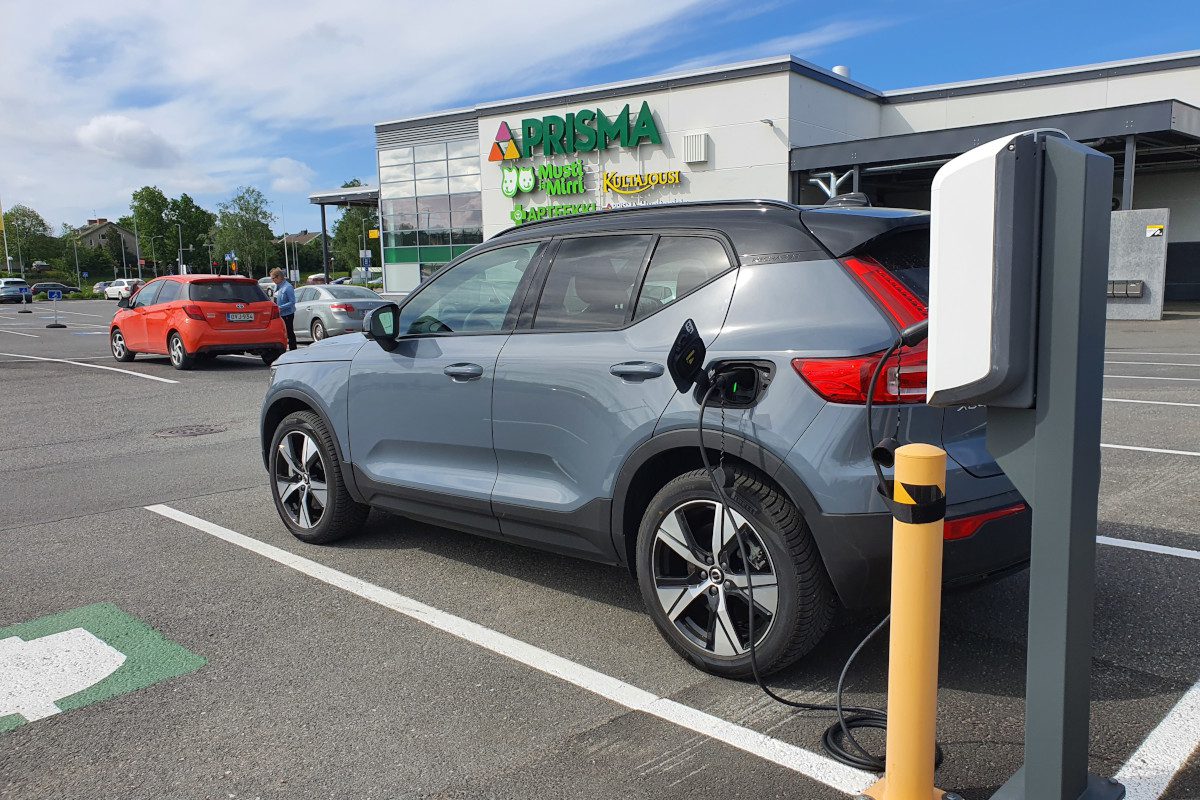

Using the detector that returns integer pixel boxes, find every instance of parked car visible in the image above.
[110,274,286,369]
[30,282,81,296]
[331,277,350,285]
[93,281,110,295]
[0,278,32,304]
[293,285,391,341]
[304,274,328,285]
[259,200,1031,678]
[258,276,276,298]
[104,278,143,300]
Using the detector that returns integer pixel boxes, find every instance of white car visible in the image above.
[258,276,276,298]
[104,279,143,300]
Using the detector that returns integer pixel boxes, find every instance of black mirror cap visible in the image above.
[117,297,131,309]
[363,303,401,345]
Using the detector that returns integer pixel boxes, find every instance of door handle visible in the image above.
[444,362,485,381]
[609,361,665,380]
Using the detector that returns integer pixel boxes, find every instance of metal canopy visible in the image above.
[307,185,379,207]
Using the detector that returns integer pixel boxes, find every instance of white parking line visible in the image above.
[1105,375,1200,382]
[144,503,875,796]
[1104,398,1200,409]
[1115,678,1200,800]
[1106,351,1200,357]
[1097,536,1200,562]
[0,352,178,384]
[1105,361,1200,368]
[0,329,38,337]
[1101,443,1200,458]
[42,308,110,318]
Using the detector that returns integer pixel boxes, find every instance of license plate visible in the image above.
[227,312,255,322]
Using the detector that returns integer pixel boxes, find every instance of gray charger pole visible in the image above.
[987,137,1123,800]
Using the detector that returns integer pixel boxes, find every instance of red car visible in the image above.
[110,275,287,369]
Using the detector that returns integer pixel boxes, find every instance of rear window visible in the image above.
[859,228,929,302]
[3,279,29,287]
[326,286,378,299]
[188,280,268,303]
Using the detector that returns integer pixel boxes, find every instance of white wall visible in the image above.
[476,72,795,237]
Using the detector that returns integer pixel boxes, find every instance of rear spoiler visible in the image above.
[800,207,929,258]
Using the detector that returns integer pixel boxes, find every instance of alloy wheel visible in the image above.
[274,430,328,529]
[651,499,778,657]
[170,335,185,366]
[111,331,126,358]
[312,321,325,341]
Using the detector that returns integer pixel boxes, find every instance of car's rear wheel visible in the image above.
[110,328,135,362]
[168,332,194,370]
[269,410,368,544]
[311,319,326,341]
[636,467,834,678]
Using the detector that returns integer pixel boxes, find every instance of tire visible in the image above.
[311,319,326,341]
[636,467,834,679]
[261,349,283,366]
[168,332,194,370]
[110,328,135,361]
[269,410,368,544]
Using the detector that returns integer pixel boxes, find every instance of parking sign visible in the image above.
[47,289,63,301]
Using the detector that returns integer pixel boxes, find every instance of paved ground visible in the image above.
[1,298,1197,800]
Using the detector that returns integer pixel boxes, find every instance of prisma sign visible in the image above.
[488,101,662,161]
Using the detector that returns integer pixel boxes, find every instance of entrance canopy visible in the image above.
[307,185,380,280]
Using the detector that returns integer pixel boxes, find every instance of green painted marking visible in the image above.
[0,603,205,733]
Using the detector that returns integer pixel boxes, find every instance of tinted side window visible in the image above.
[132,281,163,308]
[633,237,732,321]
[397,242,540,334]
[296,287,316,303]
[156,281,182,304]
[533,235,652,331]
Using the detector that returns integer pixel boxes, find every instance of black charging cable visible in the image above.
[696,318,939,773]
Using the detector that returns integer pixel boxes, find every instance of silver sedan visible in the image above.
[292,285,390,341]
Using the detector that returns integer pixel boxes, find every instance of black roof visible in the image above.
[492,199,928,262]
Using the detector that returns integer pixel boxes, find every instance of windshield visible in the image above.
[188,280,268,303]
[326,286,379,300]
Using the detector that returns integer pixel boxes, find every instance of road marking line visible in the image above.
[1105,375,1200,382]
[0,329,38,337]
[1105,361,1200,368]
[1097,536,1200,561]
[1115,678,1200,800]
[1101,443,1200,457]
[1104,398,1200,408]
[41,308,109,318]
[144,503,875,795]
[0,352,178,384]
[1106,351,1200,357]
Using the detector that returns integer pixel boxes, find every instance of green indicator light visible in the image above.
[733,382,739,393]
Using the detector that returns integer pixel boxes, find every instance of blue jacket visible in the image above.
[275,281,296,316]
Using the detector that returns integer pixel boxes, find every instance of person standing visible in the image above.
[271,268,298,351]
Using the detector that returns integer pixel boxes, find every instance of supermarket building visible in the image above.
[358,50,1200,298]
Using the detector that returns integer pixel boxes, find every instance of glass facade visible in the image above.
[379,138,483,283]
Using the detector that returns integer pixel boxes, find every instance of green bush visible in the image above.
[33,292,48,301]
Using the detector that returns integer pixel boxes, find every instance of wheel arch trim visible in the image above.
[260,388,348,471]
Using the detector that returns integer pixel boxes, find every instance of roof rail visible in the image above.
[493,198,800,238]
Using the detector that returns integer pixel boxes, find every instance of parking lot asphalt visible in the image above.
[1,298,1197,800]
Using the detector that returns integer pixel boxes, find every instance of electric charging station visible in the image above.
[927,130,1122,800]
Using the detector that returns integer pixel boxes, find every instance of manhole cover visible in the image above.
[153,424,227,438]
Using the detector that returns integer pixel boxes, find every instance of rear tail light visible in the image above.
[268,305,280,320]
[329,303,355,313]
[183,304,206,321]
[943,503,1027,541]
[839,255,927,331]
[793,341,927,404]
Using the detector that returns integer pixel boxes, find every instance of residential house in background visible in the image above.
[77,218,137,257]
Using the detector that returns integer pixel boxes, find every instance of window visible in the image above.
[189,280,268,303]
[533,235,652,331]
[296,287,317,303]
[156,280,183,305]
[132,281,163,308]
[633,237,732,321]
[397,242,540,335]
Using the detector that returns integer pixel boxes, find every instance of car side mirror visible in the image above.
[364,303,401,349]
[117,297,131,309]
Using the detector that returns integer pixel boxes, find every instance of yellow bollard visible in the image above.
[865,443,950,800]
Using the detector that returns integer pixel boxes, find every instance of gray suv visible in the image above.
[260,200,1030,677]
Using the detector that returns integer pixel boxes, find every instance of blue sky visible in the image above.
[2,0,1197,233]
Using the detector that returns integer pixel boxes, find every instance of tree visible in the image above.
[129,186,172,271]
[3,204,60,273]
[166,193,216,273]
[212,186,275,278]
[329,179,381,278]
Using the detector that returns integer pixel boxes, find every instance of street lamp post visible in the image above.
[177,223,185,275]
[133,218,142,281]
[149,235,166,276]
[72,238,80,289]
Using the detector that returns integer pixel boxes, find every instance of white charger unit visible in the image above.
[926,128,1066,409]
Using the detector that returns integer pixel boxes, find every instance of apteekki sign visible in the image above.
[519,101,661,158]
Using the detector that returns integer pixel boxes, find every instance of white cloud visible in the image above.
[666,20,896,74]
[0,1,886,228]
[268,157,316,193]
[76,115,179,168]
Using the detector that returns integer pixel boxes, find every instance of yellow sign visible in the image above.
[368,228,380,239]
[602,170,681,195]
[1145,224,1164,238]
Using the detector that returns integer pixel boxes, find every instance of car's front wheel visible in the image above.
[110,328,135,362]
[636,467,834,679]
[269,410,368,544]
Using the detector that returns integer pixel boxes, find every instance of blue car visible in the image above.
[259,200,1031,677]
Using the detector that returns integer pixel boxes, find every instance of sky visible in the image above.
[2,0,1198,234]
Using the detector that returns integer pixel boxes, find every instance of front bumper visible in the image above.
[809,490,1031,608]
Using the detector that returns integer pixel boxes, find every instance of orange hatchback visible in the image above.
[110,275,287,369]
